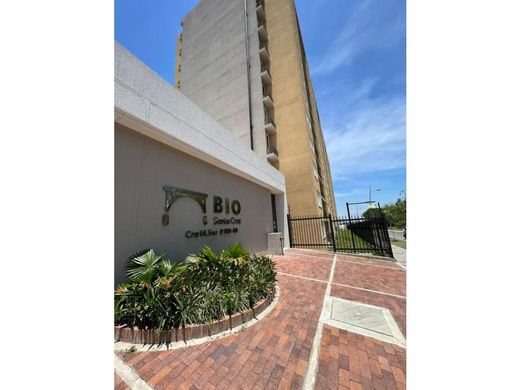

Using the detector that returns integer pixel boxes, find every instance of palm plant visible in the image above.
[126,249,186,285]
[115,243,277,332]
[126,249,165,283]
[221,243,249,259]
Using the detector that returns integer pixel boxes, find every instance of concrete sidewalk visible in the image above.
[392,245,406,267]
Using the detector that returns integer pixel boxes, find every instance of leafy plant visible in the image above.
[114,243,277,333]
[221,243,249,259]
[124,345,137,356]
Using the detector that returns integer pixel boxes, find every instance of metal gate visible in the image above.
[287,203,394,258]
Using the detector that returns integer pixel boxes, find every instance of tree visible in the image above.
[362,207,383,219]
[382,198,406,229]
[362,198,406,229]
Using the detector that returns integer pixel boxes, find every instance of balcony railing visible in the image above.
[259,42,270,65]
[265,115,276,128]
[260,41,269,52]
[262,88,274,109]
[267,145,279,156]
[261,65,272,85]
[256,0,265,21]
[265,114,276,135]
[258,21,267,42]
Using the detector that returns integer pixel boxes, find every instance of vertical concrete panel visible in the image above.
[180,0,251,146]
[115,124,274,286]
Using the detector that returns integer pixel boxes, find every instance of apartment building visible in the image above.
[175,0,337,217]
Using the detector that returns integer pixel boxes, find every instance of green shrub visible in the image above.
[114,243,277,331]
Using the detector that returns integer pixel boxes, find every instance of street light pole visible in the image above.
[369,186,381,203]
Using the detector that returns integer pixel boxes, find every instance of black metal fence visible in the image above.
[287,205,394,258]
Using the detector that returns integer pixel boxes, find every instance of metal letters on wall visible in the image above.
[162,186,208,225]
[161,185,243,241]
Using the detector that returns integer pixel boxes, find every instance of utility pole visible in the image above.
[369,186,381,204]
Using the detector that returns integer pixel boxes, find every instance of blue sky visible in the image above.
[115,0,406,216]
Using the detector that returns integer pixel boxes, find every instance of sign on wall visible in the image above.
[162,185,242,238]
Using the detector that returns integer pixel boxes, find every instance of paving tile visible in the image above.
[120,274,326,389]
[114,249,406,390]
[333,260,406,296]
[315,326,406,390]
[335,253,402,269]
[273,254,332,281]
[331,283,406,336]
[114,373,129,390]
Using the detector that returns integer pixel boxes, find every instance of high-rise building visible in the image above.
[175,0,337,217]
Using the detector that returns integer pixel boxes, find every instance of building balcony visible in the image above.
[266,145,279,162]
[256,0,265,22]
[263,88,274,109]
[259,42,270,64]
[265,115,276,135]
[258,22,267,42]
[261,65,272,86]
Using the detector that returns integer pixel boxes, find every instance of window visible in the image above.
[317,190,322,208]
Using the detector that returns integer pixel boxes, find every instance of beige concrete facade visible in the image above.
[175,0,336,218]
[115,41,288,285]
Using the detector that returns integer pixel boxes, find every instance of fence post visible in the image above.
[346,202,357,253]
[328,214,336,252]
[287,214,293,248]
[378,202,394,258]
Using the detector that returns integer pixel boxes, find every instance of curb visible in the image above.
[114,286,279,347]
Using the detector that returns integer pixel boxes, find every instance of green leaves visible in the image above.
[221,243,249,259]
[126,249,165,284]
[114,243,276,331]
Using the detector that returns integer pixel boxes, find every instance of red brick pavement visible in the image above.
[333,259,406,297]
[114,373,130,390]
[119,274,327,389]
[284,249,336,260]
[315,326,406,390]
[274,254,332,282]
[335,254,402,269]
[114,249,406,390]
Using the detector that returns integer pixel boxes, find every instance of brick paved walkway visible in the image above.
[115,249,406,389]
[115,373,130,390]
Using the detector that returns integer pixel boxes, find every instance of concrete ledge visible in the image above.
[114,292,275,345]
[267,232,283,255]
[114,42,285,195]
[285,248,396,262]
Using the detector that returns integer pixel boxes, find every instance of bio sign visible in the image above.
[162,185,242,239]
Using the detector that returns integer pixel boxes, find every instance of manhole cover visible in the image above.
[331,299,393,336]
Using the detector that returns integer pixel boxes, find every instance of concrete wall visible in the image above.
[115,124,273,286]
[179,0,266,157]
[115,42,289,286]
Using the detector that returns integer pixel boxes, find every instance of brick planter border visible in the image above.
[114,292,275,345]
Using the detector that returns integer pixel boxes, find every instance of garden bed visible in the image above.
[114,244,277,345]
[114,291,275,344]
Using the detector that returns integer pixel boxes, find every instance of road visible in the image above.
[388,229,405,240]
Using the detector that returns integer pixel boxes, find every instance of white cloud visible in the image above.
[322,81,406,183]
[311,0,403,76]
